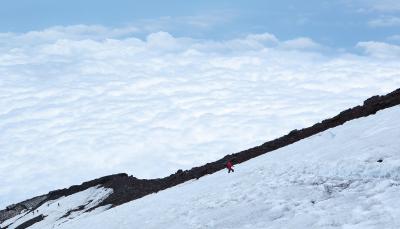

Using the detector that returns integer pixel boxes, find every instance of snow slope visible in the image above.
[1,186,112,229]
[28,105,399,228]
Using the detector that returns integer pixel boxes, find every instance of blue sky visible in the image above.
[1,0,400,48]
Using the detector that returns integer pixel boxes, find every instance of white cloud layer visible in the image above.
[1,25,400,208]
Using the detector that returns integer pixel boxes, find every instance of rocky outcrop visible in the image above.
[1,88,400,227]
[14,215,45,229]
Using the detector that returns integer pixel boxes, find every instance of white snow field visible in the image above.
[1,186,112,229]
[1,26,400,208]
[23,104,398,228]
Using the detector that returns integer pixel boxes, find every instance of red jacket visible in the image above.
[226,161,233,169]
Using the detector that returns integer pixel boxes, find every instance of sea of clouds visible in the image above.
[1,25,400,208]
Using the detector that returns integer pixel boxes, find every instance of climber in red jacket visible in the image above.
[226,160,234,173]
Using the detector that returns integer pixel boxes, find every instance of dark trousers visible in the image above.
[228,168,234,173]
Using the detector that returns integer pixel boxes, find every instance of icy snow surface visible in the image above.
[1,186,112,229]
[54,105,400,229]
[1,26,400,207]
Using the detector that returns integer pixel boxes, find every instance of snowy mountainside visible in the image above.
[1,89,400,228]
[57,104,400,228]
[1,186,112,229]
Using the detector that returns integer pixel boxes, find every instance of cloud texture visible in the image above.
[1,25,400,208]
